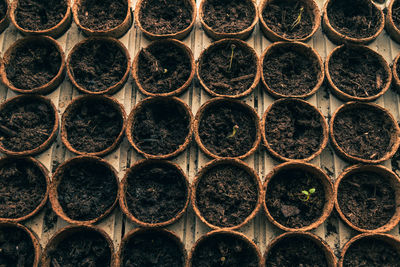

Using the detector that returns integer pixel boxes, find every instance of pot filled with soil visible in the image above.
[67,37,130,95]
[73,0,132,38]
[50,156,119,225]
[194,97,261,159]
[192,159,262,230]
[386,0,400,43]
[0,0,9,34]
[41,225,115,267]
[263,232,336,267]
[132,39,195,97]
[199,0,258,40]
[135,0,196,40]
[61,95,126,157]
[261,99,328,162]
[326,44,391,102]
[263,161,334,232]
[330,102,400,164]
[1,36,65,95]
[335,164,400,233]
[339,233,400,267]
[0,95,58,156]
[126,96,193,159]
[261,41,324,99]
[116,228,186,267]
[120,159,190,227]
[391,52,400,93]
[322,0,384,45]
[259,0,321,42]
[10,0,71,38]
[197,38,260,98]
[188,230,262,267]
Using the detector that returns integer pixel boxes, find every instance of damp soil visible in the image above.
[337,171,396,230]
[64,97,123,153]
[0,0,7,22]
[77,0,128,31]
[0,225,35,267]
[262,0,314,40]
[5,38,62,90]
[264,100,324,160]
[266,169,325,229]
[121,231,184,267]
[393,0,400,30]
[137,42,191,94]
[139,0,193,35]
[15,0,67,31]
[199,41,257,96]
[0,97,55,152]
[69,39,128,93]
[125,162,187,224]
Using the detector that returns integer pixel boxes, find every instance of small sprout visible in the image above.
[290,6,304,30]
[227,125,239,138]
[300,188,316,201]
[228,44,236,71]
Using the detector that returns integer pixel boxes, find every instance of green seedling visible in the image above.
[227,125,239,138]
[290,6,304,30]
[300,188,315,201]
[228,44,236,71]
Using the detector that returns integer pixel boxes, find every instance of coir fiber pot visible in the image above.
[0,0,9,35]
[386,0,400,43]
[392,52,400,93]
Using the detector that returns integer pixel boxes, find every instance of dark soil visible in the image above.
[198,101,257,157]
[326,0,382,39]
[137,42,191,94]
[199,41,257,96]
[139,0,192,35]
[329,45,387,97]
[262,0,314,40]
[262,45,320,96]
[49,230,111,267]
[338,171,396,230]
[78,0,127,31]
[265,100,324,159]
[121,231,184,267]
[15,0,67,31]
[125,162,187,224]
[57,160,118,221]
[0,97,55,152]
[392,0,400,30]
[191,233,259,267]
[343,237,400,267]
[5,38,62,90]
[64,97,123,153]
[131,99,190,156]
[265,169,325,228]
[0,0,7,21]
[0,225,35,267]
[69,39,128,93]
[333,106,393,160]
[265,236,329,267]
[196,163,258,227]
[203,0,255,33]
[392,146,400,177]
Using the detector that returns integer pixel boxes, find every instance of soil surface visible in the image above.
[125,162,187,224]
[343,237,400,267]
[122,231,184,267]
[69,39,128,93]
[266,169,325,228]
[137,42,191,94]
[262,0,314,40]
[333,106,393,160]
[5,39,62,90]
[57,160,118,221]
[263,45,319,96]
[198,101,257,157]
[131,99,190,156]
[0,0,7,21]
[191,233,259,267]
[78,0,127,31]
[203,0,255,33]
[265,236,329,267]
[64,97,123,153]
[0,97,55,152]
[327,0,382,39]
[49,230,111,267]
[139,0,192,35]
[0,225,35,267]
[338,171,396,230]
[15,0,67,31]
[393,0,400,30]
[199,41,257,96]
[329,45,387,98]
[265,100,324,159]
